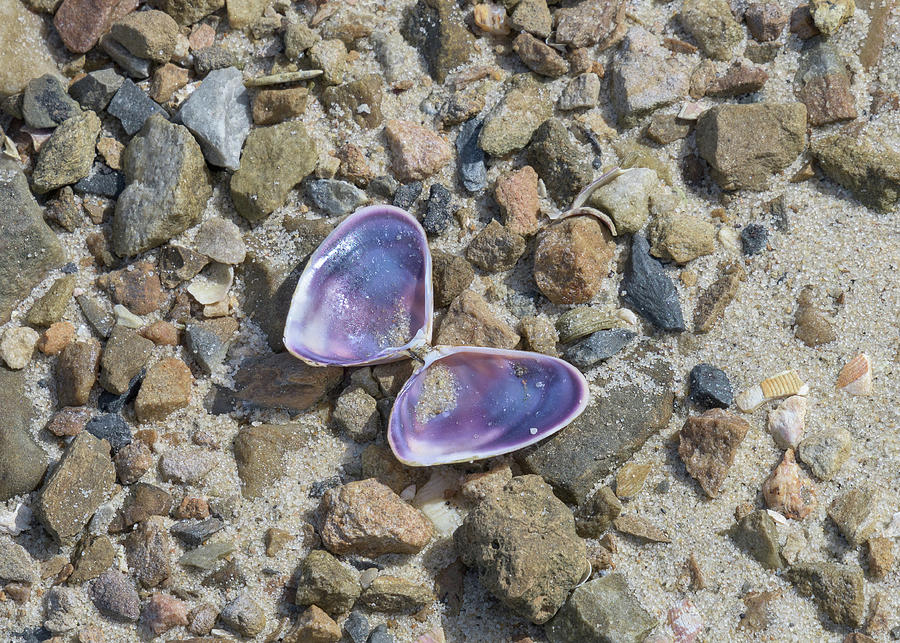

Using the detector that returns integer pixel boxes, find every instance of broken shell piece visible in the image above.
[0,502,32,536]
[473,3,511,35]
[736,370,809,412]
[718,227,740,253]
[835,353,872,395]
[556,306,618,343]
[187,262,234,306]
[615,308,638,326]
[548,206,617,237]
[767,395,807,449]
[668,598,703,643]
[243,70,323,87]
[113,304,143,328]
[677,101,707,121]
[762,449,816,520]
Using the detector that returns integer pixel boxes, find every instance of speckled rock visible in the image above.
[680,0,743,60]
[435,290,520,349]
[332,386,381,443]
[649,214,716,264]
[688,363,733,409]
[0,536,37,583]
[455,475,587,624]
[321,74,384,129]
[0,327,38,370]
[319,479,434,556]
[114,440,152,484]
[787,561,865,627]
[795,41,857,126]
[588,167,657,234]
[234,423,307,497]
[30,110,100,194]
[520,315,558,356]
[478,76,553,157]
[732,509,784,570]
[495,166,540,237]
[141,592,188,635]
[794,285,836,346]
[134,357,191,422]
[158,448,215,485]
[811,131,900,213]
[252,86,308,125]
[385,120,452,182]
[828,486,881,546]
[56,339,101,406]
[0,372,48,501]
[574,486,622,538]
[431,250,475,308]
[294,549,361,616]
[109,10,178,63]
[466,220,526,272]
[555,0,624,48]
[745,2,788,41]
[98,327,153,395]
[69,534,115,584]
[798,428,852,481]
[220,593,266,637]
[26,275,75,327]
[359,576,434,613]
[526,118,592,204]
[693,261,746,333]
[679,408,750,497]
[403,0,475,82]
[510,0,552,37]
[534,216,615,305]
[809,0,855,35]
[89,570,140,622]
[22,74,81,129]
[513,32,569,77]
[0,0,57,94]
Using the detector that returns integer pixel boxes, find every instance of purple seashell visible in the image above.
[284,205,433,367]
[388,346,589,466]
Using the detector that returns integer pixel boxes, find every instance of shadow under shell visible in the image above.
[284,205,433,367]
[389,347,589,466]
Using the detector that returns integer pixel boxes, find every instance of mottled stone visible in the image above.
[56,339,101,406]
[746,2,788,41]
[234,423,307,497]
[495,166,540,237]
[811,131,900,213]
[649,214,716,264]
[88,570,140,622]
[22,74,81,129]
[385,120,452,182]
[294,549,361,616]
[69,534,115,584]
[693,261,746,332]
[109,9,178,63]
[732,509,784,570]
[232,352,343,412]
[513,32,569,77]
[478,76,553,157]
[574,486,622,538]
[287,605,341,643]
[107,79,167,134]
[0,0,57,94]
[555,0,624,48]
[588,167,657,235]
[220,593,266,637]
[525,118,592,204]
[359,576,434,613]
[798,428,852,481]
[431,250,474,308]
[534,216,614,305]
[679,408,750,497]
[435,290,520,349]
[142,593,188,635]
[320,74,384,129]
[788,562,865,627]
[252,86,308,126]
[403,0,475,83]
[466,220,525,272]
[680,0,743,60]
[53,0,136,54]
[828,486,881,547]
[134,357,192,422]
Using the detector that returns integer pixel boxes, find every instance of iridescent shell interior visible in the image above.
[284,205,433,367]
[388,346,590,466]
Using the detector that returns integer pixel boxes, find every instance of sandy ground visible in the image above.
[1,0,899,641]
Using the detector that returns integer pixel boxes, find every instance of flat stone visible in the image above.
[649,213,716,264]
[610,27,692,127]
[22,74,81,129]
[125,515,171,587]
[170,517,224,547]
[385,119,452,182]
[56,338,101,406]
[359,576,433,613]
[588,167,657,235]
[0,327,38,369]
[233,423,307,497]
[455,475,587,624]
[435,290,520,349]
[811,130,900,213]
[158,448,215,485]
[679,408,750,497]
[513,32,569,77]
[232,352,343,412]
[69,534,115,584]
[194,217,245,265]
[693,261,746,332]
[680,0,743,60]
[495,166,539,237]
[100,33,152,78]
[177,67,251,170]
[77,294,115,338]
[519,357,674,504]
[319,479,434,557]
[99,326,153,395]
[646,114,692,144]
[555,0,624,48]
[705,61,769,97]
[525,117,592,204]
[109,9,178,63]
[252,86,308,125]
[307,179,368,216]
[184,317,238,374]
[220,594,266,638]
[546,573,657,643]
[158,0,223,25]
[456,117,486,193]
[466,220,525,272]
[402,0,475,82]
[230,121,318,222]
[288,605,342,643]
[89,570,140,622]
[798,428,852,481]
[178,540,236,570]
[134,357,192,422]
[732,509,784,570]
[478,75,553,157]
[36,432,116,543]
[0,536,37,583]
[113,114,211,256]
[574,486,622,538]
[320,73,384,129]
[828,486,881,546]
[74,163,126,197]
[867,537,894,580]
[787,562,865,627]
[696,103,808,191]
[295,549,361,616]
[26,275,75,327]
[746,2,788,41]
[621,234,684,331]
[85,414,132,453]
[0,0,57,94]
[534,216,615,305]
[810,0,855,35]
[108,79,168,135]
[309,38,347,86]
[565,329,636,369]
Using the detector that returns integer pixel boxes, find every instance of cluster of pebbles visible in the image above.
[0,0,898,641]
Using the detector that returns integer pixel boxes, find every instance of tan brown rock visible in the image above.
[495,166,540,237]
[285,605,341,643]
[435,290,519,349]
[384,119,452,182]
[533,216,614,305]
[134,357,192,422]
[56,338,101,406]
[679,408,750,498]
[97,261,162,316]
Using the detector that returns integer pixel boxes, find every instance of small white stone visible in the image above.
[718,227,741,253]
[113,304,143,328]
[0,502,32,535]
[0,326,39,369]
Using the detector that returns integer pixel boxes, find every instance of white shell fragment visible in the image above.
[767,395,807,449]
[835,353,872,396]
[187,262,234,305]
[413,470,463,535]
[113,304,143,329]
[736,370,809,412]
[677,101,707,120]
[0,502,32,535]
[668,598,703,643]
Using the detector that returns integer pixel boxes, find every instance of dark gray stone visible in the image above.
[392,181,423,209]
[456,117,486,192]
[741,223,768,255]
[74,163,126,197]
[689,363,733,408]
[88,570,140,622]
[99,34,151,78]
[68,68,124,111]
[184,321,230,374]
[85,414,132,453]
[22,74,81,129]
[170,517,224,547]
[422,183,452,235]
[525,117,592,205]
[620,234,685,332]
[344,610,370,643]
[369,175,398,198]
[76,294,114,338]
[368,624,393,643]
[306,179,367,216]
[518,356,674,504]
[107,79,168,136]
[97,371,143,413]
[565,329,636,369]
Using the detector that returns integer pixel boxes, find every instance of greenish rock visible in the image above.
[478,75,553,157]
[809,0,855,35]
[519,356,674,504]
[811,131,900,212]
[320,74,384,130]
[0,369,47,502]
[109,10,178,64]
[156,0,224,26]
[22,74,81,129]
[359,575,434,613]
[649,213,717,264]
[26,274,75,327]
[230,121,318,222]
[546,574,657,643]
[465,220,526,273]
[0,159,66,324]
[294,549,361,616]
[525,118,592,204]
[36,432,116,544]
[178,540,236,570]
[32,110,101,194]
[0,536,37,583]
[696,103,808,191]
[827,485,881,546]
[113,114,212,256]
[574,486,622,538]
[454,475,588,624]
[731,509,784,570]
[99,326,153,395]
[787,561,865,627]
[798,428,852,481]
[588,167,657,234]
[680,0,743,60]
[403,0,475,83]
[69,534,116,584]
[233,423,308,497]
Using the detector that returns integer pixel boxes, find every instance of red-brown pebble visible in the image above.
[495,166,540,237]
[384,119,452,182]
[37,321,76,355]
[97,261,162,316]
[533,216,615,304]
[141,593,188,635]
[46,407,93,437]
[174,497,210,520]
[53,0,137,53]
[139,321,179,346]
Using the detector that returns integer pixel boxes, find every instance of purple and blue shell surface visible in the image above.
[284,205,433,367]
[388,346,590,466]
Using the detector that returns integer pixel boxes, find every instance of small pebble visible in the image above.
[740,223,768,255]
[393,181,423,209]
[422,183,453,235]
[0,326,39,369]
[689,363,733,409]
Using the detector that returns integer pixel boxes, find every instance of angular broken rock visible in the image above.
[679,408,750,498]
[232,353,342,412]
[787,561,866,627]
[828,485,882,546]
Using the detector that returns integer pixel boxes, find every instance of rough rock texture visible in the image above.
[798,428,852,481]
[649,214,717,264]
[679,408,751,497]
[787,562,865,627]
[680,0,743,60]
[466,220,525,272]
[53,0,136,54]
[134,357,191,422]
[56,338,101,406]
[319,479,434,556]
[358,576,434,613]
[233,423,307,497]
[431,251,474,308]
[109,10,177,63]
[478,76,553,157]
[588,167,657,234]
[519,358,674,504]
[384,120,452,182]
[555,0,624,48]
[534,216,615,305]
[621,234,685,331]
[0,0,57,94]
[36,432,116,543]
[435,290,520,349]
[402,0,475,82]
[125,516,171,587]
[811,131,900,213]
[495,166,540,236]
[112,115,212,256]
[546,573,657,642]
[828,486,881,546]
[513,32,569,77]
[232,352,342,412]
[0,369,48,501]
[795,41,857,126]
[454,475,587,624]
[732,509,784,570]
[696,103,808,191]
[525,118,592,204]
[294,550,361,616]
[0,159,66,324]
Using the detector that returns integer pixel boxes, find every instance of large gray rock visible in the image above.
[518,355,674,504]
[0,158,66,324]
[0,368,47,501]
[546,574,657,643]
[787,561,865,627]
[610,27,691,127]
[454,475,587,624]
[112,114,212,256]
[177,67,251,170]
